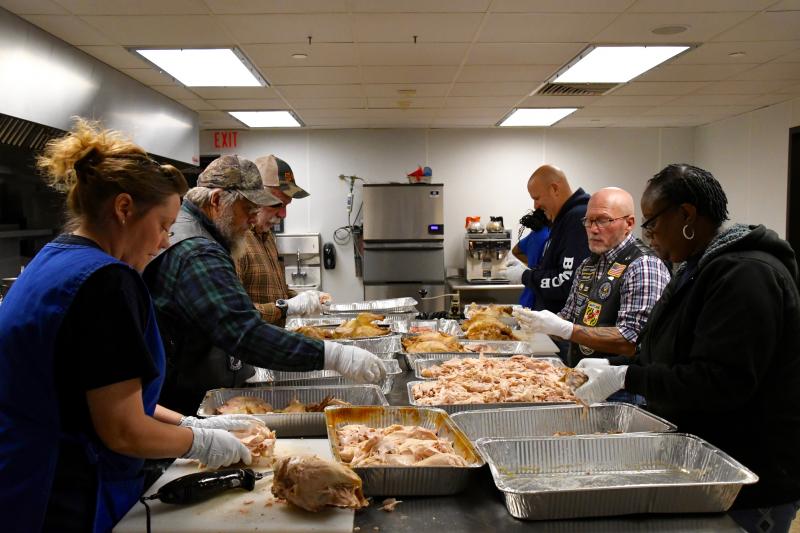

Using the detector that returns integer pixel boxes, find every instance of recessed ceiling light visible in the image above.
[292,53,308,60]
[554,46,690,84]
[229,111,302,128]
[499,108,578,127]
[133,48,266,87]
[652,25,689,35]
[728,51,747,58]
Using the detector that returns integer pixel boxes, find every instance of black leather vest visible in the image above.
[568,238,655,366]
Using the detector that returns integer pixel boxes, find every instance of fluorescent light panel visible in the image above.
[230,111,301,128]
[135,48,263,87]
[500,108,577,127]
[555,46,689,84]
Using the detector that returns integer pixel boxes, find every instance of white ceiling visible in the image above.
[2,0,800,129]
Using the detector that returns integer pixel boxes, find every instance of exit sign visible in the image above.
[213,131,238,149]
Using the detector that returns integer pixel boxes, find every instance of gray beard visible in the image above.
[216,204,247,260]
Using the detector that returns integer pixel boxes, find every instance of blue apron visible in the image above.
[0,241,166,532]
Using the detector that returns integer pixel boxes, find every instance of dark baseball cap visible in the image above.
[197,155,281,206]
[254,155,309,199]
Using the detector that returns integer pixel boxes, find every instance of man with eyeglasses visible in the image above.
[144,155,385,415]
[514,188,670,377]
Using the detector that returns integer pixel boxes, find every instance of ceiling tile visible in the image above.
[643,105,756,116]
[77,45,149,68]
[351,0,491,12]
[432,118,497,127]
[673,41,800,65]
[714,11,800,42]
[176,99,217,111]
[768,0,800,9]
[358,43,469,66]
[519,95,599,107]
[353,13,484,43]
[775,48,800,62]
[364,109,439,120]
[479,13,617,42]
[22,14,115,44]
[0,0,67,14]
[466,43,584,65]
[446,96,520,108]
[244,43,358,67]
[636,63,755,82]
[265,66,361,84]
[298,109,372,120]
[593,12,752,43]
[220,14,353,43]
[592,95,679,106]
[611,81,711,95]
[695,79,797,94]
[491,0,635,13]
[290,97,367,109]
[630,0,776,12]
[665,93,759,106]
[199,110,232,120]
[207,99,289,110]
[555,117,616,127]
[366,97,445,108]
[151,85,198,100]
[362,66,458,84]
[190,87,278,99]
[450,82,536,96]
[456,65,558,82]
[79,15,233,46]
[363,84,450,97]
[777,82,800,94]
[731,62,800,80]
[742,93,798,107]
[205,0,349,14]
[572,106,654,117]
[56,0,209,15]
[610,116,710,127]
[305,119,370,128]
[121,68,175,85]
[277,84,364,98]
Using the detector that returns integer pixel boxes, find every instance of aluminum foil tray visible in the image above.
[286,323,395,342]
[271,359,402,394]
[285,317,345,328]
[414,355,565,380]
[196,385,387,437]
[324,405,484,496]
[324,297,418,314]
[402,340,545,368]
[408,382,574,415]
[476,433,757,520]
[450,403,676,443]
[323,311,419,322]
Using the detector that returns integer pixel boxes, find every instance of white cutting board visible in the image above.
[514,331,559,355]
[115,439,354,533]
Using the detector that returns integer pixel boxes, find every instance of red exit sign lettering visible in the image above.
[213,131,238,149]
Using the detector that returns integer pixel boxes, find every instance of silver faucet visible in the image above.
[291,250,307,284]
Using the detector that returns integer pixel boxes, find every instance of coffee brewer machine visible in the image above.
[465,216,511,283]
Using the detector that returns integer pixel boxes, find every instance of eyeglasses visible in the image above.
[580,215,631,229]
[640,205,674,233]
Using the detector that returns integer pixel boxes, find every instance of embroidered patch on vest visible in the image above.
[607,262,627,278]
[579,266,596,281]
[579,344,595,356]
[578,281,591,295]
[582,301,602,326]
[598,281,612,300]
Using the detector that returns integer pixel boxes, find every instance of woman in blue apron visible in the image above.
[0,119,257,532]
[512,209,551,308]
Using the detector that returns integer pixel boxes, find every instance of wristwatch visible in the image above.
[275,298,289,319]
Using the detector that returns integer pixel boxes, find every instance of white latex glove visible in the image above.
[513,309,573,340]
[323,341,387,384]
[286,291,322,316]
[182,427,251,469]
[179,414,264,431]
[574,358,611,370]
[574,366,628,405]
[505,261,527,285]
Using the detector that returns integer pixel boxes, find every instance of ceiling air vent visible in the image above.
[535,82,619,97]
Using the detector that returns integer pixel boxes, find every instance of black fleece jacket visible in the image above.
[626,224,800,508]
[522,188,590,312]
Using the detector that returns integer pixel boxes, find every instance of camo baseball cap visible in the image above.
[254,155,309,199]
[197,155,281,206]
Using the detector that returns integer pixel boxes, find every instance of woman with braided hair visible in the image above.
[0,118,260,532]
[574,163,800,532]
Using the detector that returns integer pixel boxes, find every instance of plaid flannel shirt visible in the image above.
[235,229,296,325]
[559,234,671,343]
[148,201,323,371]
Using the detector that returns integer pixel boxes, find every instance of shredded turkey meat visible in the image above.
[271,455,368,512]
[293,313,390,340]
[335,424,470,467]
[401,331,464,353]
[413,355,583,405]
[230,423,276,466]
[216,395,350,414]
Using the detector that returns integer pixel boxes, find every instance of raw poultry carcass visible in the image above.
[271,455,368,512]
[333,312,390,338]
[279,396,351,413]
[465,303,514,319]
[401,331,464,353]
[229,423,276,466]
[461,315,516,340]
[216,396,272,414]
[293,325,335,340]
[335,424,470,467]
